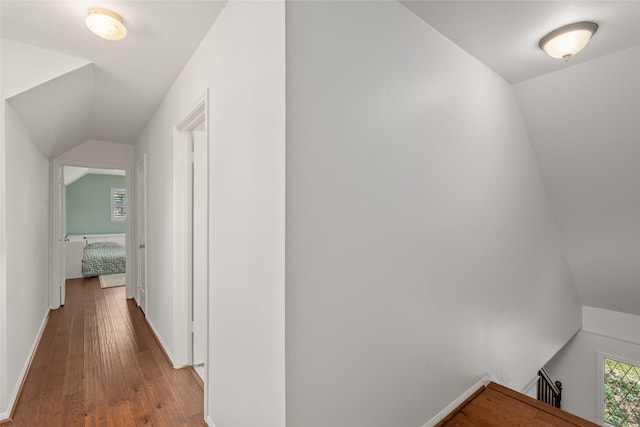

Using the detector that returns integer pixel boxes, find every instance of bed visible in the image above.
[82,241,126,277]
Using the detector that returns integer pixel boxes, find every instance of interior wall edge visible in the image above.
[0,309,48,421]
[0,97,8,423]
[145,316,176,368]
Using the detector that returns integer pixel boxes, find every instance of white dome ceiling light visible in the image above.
[539,21,598,61]
[86,7,127,41]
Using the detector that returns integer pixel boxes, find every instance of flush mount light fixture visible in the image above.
[85,7,127,41]
[539,21,598,61]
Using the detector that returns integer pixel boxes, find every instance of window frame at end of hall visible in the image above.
[598,351,640,427]
[111,187,126,222]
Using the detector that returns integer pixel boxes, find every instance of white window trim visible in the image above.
[111,187,126,222]
[598,351,640,427]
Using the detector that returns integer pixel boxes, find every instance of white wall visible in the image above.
[134,1,285,425]
[0,103,50,418]
[134,111,177,360]
[514,46,640,316]
[544,307,640,423]
[57,139,134,167]
[285,2,581,426]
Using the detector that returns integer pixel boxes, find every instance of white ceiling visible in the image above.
[401,1,640,315]
[402,1,640,83]
[1,1,227,155]
[2,1,639,316]
[64,166,125,186]
[514,46,640,315]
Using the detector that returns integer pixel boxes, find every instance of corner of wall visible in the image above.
[0,309,49,421]
[582,306,640,345]
[421,374,495,427]
[145,317,176,368]
[0,97,8,419]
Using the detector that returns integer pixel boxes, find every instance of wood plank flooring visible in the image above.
[4,277,206,426]
[437,382,599,426]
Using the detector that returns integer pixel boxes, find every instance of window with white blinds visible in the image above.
[111,188,126,222]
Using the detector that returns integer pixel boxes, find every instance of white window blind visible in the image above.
[111,188,126,222]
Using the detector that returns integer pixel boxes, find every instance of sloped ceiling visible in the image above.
[2,1,639,315]
[1,39,92,99]
[64,166,125,186]
[1,1,227,155]
[514,46,640,315]
[403,1,640,316]
[8,65,95,158]
[401,1,640,83]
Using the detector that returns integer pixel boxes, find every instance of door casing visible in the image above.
[173,90,210,420]
[50,159,134,309]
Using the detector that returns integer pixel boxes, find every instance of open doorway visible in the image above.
[63,167,127,295]
[51,160,134,309]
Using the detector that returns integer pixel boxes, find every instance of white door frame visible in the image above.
[173,90,210,419]
[50,159,134,309]
[136,155,148,314]
[50,163,66,307]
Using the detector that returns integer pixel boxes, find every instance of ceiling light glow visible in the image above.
[86,8,127,41]
[539,22,598,61]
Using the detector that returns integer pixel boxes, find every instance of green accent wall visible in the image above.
[66,174,126,235]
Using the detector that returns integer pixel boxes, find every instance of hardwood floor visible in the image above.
[436,382,599,426]
[5,277,206,426]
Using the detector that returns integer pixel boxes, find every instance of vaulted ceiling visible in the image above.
[514,47,640,315]
[405,1,640,316]
[2,1,639,315]
[1,1,227,157]
[402,1,640,83]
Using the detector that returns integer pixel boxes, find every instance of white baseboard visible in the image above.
[421,374,496,427]
[0,309,50,422]
[145,317,176,367]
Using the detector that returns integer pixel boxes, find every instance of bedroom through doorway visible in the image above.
[52,164,132,307]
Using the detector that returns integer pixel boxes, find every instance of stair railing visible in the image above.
[537,368,562,408]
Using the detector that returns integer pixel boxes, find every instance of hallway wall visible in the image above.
[285,2,582,425]
[0,103,50,417]
[134,1,286,425]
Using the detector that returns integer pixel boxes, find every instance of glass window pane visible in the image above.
[111,188,126,222]
[604,357,640,427]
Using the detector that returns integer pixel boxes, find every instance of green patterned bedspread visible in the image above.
[82,242,126,277]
